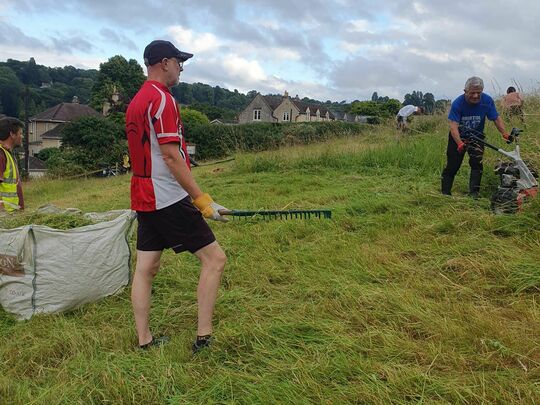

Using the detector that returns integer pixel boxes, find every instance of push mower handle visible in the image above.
[467,127,522,152]
[510,127,522,137]
[466,135,499,152]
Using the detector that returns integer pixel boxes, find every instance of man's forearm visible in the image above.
[494,116,507,135]
[449,121,462,144]
[163,154,203,199]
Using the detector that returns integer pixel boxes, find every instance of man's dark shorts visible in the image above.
[136,197,216,254]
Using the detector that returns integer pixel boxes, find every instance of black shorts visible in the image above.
[136,197,216,254]
[396,115,405,123]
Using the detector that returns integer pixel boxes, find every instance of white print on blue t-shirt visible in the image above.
[461,115,482,131]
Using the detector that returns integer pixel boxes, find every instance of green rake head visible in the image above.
[219,209,332,220]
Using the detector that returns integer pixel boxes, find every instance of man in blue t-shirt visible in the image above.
[441,76,511,197]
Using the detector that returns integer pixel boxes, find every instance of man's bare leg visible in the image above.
[131,250,162,346]
[193,241,227,336]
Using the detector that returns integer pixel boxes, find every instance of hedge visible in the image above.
[185,121,370,160]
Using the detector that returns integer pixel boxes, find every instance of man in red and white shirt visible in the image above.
[126,40,228,353]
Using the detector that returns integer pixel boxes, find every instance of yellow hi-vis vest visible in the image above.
[0,144,20,212]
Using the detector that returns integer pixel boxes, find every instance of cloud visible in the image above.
[100,28,138,51]
[49,33,95,54]
[0,21,45,49]
[3,0,540,101]
[167,26,221,55]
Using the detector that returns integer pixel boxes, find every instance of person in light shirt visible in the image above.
[396,105,423,131]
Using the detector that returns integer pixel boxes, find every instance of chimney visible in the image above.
[72,96,79,104]
[283,90,289,98]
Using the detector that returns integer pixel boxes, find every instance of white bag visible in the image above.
[0,210,136,320]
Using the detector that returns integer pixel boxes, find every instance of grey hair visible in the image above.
[464,76,484,90]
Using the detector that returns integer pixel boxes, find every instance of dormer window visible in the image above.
[253,109,261,121]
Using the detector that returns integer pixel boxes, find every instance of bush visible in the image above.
[37,147,61,162]
[186,121,369,160]
[45,116,127,177]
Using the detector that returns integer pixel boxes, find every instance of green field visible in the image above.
[1,114,539,404]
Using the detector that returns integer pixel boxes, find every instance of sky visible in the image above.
[1,0,539,103]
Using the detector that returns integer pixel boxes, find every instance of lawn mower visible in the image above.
[468,128,538,214]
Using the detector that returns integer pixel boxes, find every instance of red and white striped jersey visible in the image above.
[126,80,190,211]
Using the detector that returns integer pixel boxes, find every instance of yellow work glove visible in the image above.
[192,193,229,222]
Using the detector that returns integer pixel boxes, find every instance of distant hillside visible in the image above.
[0,58,352,121]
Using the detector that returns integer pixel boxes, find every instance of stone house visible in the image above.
[29,97,101,156]
[238,92,335,124]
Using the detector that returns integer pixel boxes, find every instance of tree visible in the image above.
[379,99,401,116]
[0,67,23,117]
[181,108,210,137]
[403,91,424,107]
[58,116,127,170]
[349,99,400,119]
[349,101,380,116]
[422,92,436,114]
[37,147,61,162]
[90,55,145,111]
[435,99,450,114]
[371,92,378,102]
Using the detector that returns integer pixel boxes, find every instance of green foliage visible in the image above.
[106,112,126,128]
[403,90,441,115]
[0,66,23,116]
[403,90,425,107]
[180,108,210,135]
[1,115,539,403]
[180,107,210,140]
[378,98,401,116]
[45,148,86,177]
[36,147,61,162]
[172,83,250,113]
[349,99,401,119]
[90,55,145,111]
[187,102,237,121]
[45,116,127,176]
[0,59,99,116]
[349,100,379,116]
[435,99,450,114]
[187,121,368,160]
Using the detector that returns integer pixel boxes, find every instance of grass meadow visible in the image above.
[1,111,539,404]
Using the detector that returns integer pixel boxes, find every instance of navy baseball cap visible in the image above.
[143,40,193,66]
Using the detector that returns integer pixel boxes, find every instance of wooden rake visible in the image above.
[219,209,332,220]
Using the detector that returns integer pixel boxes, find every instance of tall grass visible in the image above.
[1,114,539,404]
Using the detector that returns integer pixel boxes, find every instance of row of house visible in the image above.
[25,91,365,158]
[237,92,367,124]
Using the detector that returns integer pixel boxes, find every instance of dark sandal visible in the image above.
[139,335,170,350]
[192,335,213,354]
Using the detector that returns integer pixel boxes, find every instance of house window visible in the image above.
[283,111,290,122]
[253,109,261,121]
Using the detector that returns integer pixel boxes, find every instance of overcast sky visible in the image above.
[1,0,539,102]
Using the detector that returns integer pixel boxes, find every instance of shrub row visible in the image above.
[185,121,371,160]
